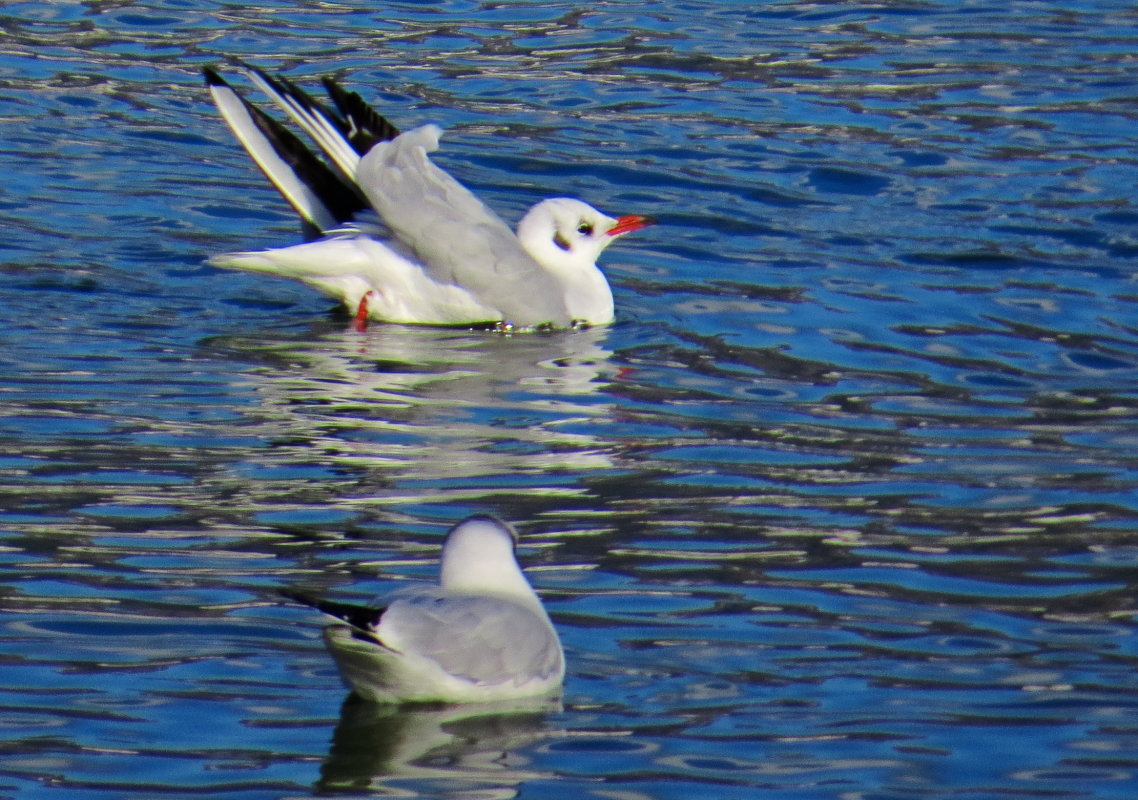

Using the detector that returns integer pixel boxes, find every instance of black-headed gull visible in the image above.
[283,515,564,704]
[203,66,655,329]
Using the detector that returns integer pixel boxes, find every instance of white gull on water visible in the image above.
[203,66,655,329]
[282,516,565,704]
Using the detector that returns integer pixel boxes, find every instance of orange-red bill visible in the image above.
[607,214,657,237]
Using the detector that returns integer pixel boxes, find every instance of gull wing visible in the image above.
[320,76,401,154]
[280,588,385,631]
[355,126,573,328]
[202,67,366,233]
[378,590,564,687]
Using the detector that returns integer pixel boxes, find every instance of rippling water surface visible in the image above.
[2,1,1138,798]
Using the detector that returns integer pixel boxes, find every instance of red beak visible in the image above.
[607,214,657,237]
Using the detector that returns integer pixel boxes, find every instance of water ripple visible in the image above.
[2,0,1138,798]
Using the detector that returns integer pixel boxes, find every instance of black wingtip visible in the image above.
[280,587,385,631]
[246,66,356,145]
[320,76,401,154]
[244,62,279,86]
[203,65,370,230]
[202,65,226,87]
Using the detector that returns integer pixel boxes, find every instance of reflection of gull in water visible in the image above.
[229,324,616,491]
[318,694,559,796]
[284,516,564,703]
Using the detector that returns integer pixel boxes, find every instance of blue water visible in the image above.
[2,1,1138,797]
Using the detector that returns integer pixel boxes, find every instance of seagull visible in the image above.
[282,515,565,704]
[202,66,655,329]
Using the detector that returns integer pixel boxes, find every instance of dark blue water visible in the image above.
[2,1,1137,798]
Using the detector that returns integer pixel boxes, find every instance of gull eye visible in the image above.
[576,221,594,236]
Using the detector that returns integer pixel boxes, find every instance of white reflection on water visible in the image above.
[231,323,617,493]
[318,695,561,796]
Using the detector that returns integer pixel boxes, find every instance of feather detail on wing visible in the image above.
[355,126,573,327]
[378,590,563,686]
[203,67,365,233]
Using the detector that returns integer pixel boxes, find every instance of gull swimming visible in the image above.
[203,66,655,329]
[282,515,564,704]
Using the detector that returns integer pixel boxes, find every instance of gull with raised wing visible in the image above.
[202,66,655,329]
[283,515,564,704]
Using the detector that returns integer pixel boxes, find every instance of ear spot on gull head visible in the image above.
[553,231,571,251]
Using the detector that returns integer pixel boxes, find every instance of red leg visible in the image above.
[353,292,372,332]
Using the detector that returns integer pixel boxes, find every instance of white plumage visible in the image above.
[285,515,564,704]
[203,67,654,329]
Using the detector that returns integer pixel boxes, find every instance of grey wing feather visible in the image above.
[379,591,563,686]
[355,126,572,327]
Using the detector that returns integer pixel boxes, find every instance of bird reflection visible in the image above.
[220,322,617,488]
[317,693,560,795]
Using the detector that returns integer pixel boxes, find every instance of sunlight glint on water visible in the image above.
[0,1,1137,798]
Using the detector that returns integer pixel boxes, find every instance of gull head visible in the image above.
[439,515,539,604]
[517,197,655,275]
